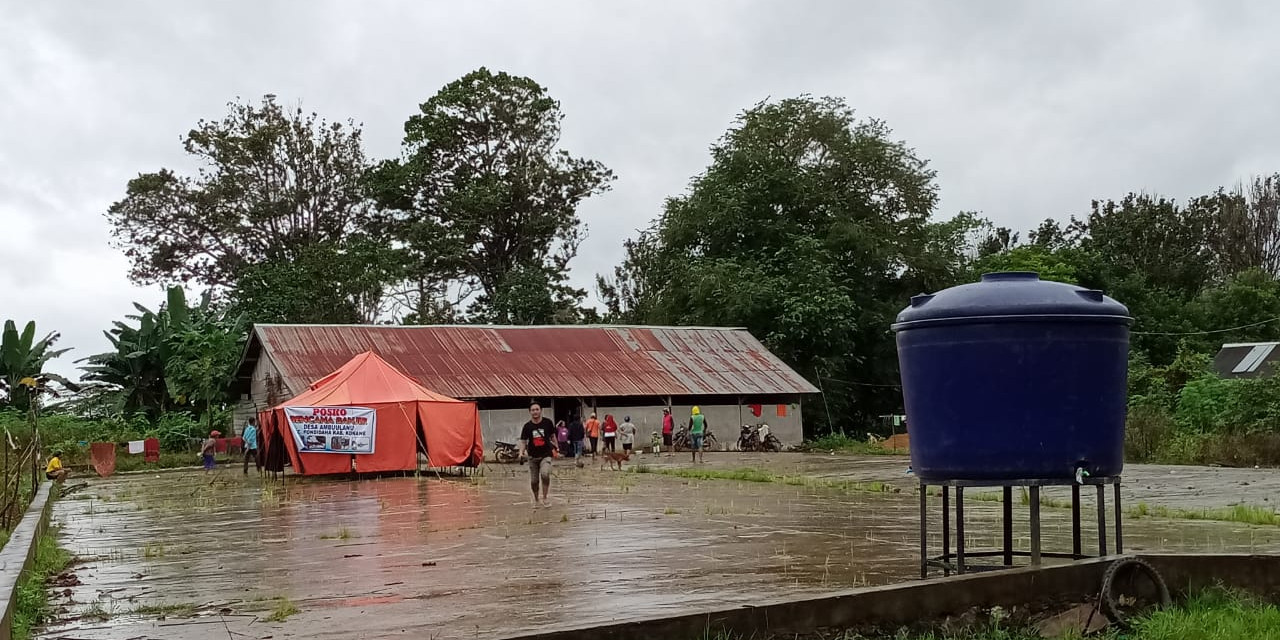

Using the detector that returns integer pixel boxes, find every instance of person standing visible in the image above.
[202,430,221,472]
[661,408,675,456]
[519,403,557,507]
[568,414,586,467]
[619,416,637,453]
[689,407,707,463]
[585,413,601,456]
[556,420,570,457]
[601,414,619,452]
[242,418,260,476]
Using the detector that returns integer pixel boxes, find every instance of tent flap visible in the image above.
[267,351,482,476]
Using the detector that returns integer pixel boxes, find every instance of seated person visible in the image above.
[46,451,69,482]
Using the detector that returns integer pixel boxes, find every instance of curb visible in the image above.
[0,482,54,640]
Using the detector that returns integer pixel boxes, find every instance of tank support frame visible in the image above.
[918,476,1123,578]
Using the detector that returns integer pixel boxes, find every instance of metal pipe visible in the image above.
[1096,484,1108,556]
[1030,485,1042,566]
[955,487,966,574]
[1002,486,1013,566]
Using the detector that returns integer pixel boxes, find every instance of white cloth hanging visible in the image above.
[127,440,145,455]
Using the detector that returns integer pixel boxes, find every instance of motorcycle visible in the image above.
[737,423,781,452]
[492,440,521,464]
[673,423,719,452]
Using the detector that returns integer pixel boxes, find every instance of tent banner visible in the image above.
[284,406,377,454]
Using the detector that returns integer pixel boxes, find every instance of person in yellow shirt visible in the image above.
[45,451,68,482]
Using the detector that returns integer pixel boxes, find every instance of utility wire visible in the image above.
[818,375,901,389]
[1131,316,1280,336]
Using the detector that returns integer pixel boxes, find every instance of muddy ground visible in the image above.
[36,454,1280,639]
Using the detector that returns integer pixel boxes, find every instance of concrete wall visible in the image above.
[500,554,1280,640]
[0,482,54,640]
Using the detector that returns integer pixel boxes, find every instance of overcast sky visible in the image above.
[5,1,1280,381]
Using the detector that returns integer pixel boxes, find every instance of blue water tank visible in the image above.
[892,272,1131,482]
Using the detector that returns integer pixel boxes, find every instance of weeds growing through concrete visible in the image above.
[1129,501,1280,527]
[13,530,71,640]
[264,597,300,623]
[320,527,357,540]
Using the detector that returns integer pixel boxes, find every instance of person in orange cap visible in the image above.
[201,430,221,472]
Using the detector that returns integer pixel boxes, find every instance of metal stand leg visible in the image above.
[919,483,928,578]
[1113,482,1123,554]
[1029,486,1042,566]
[955,487,966,574]
[1002,486,1013,566]
[941,487,951,576]
[1071,484,1082,558]
[1096,484,1108,556]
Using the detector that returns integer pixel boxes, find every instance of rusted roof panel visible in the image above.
[247,324,819,399]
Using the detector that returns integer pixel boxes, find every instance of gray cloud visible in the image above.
[4,0,1280,380]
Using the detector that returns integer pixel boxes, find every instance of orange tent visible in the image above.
[260,351,483,475]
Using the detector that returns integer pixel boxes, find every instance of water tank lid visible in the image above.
[893,272,1131,330]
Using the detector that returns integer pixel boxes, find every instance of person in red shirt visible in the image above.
[661,408,675,456]
[601,415,619,452]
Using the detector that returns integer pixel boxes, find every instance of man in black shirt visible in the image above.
[567,413,585,468]
[519,402,556,507]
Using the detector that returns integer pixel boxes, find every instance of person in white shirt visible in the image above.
[619,416,637,453]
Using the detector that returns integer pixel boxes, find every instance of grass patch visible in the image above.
[264,597,300,623]
[1129,501,1280,527]
[797,432,907,456]
[319,527,357,540]
[13,530,72,640]
[635,466,897,495]
[131,602,198,618]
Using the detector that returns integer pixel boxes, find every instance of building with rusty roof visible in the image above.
[234,324,818,449]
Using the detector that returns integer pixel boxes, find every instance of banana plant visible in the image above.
[0,320,78,412]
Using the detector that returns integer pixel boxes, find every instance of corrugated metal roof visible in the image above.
[241,324,820,399]
[1214,342,1280,379]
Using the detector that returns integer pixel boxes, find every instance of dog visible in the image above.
[600,450,631,471]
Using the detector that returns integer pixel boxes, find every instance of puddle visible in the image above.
[36,456,1280,639]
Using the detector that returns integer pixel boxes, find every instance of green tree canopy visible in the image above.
[369,68,614,324]
[106,95,397,323]
[601,96,962,430]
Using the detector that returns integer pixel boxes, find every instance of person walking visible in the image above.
[601,414,619,453]
[689,407,707,463]
[661,408,675,456]
[519,403,557,508]
[619,416,637,453]
[202,430,221,472]
[242,418,260,475]
[568,414,586,467]
[556,420,570,458]
[585,413,601,456]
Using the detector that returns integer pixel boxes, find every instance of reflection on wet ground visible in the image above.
[37,454,1280,639]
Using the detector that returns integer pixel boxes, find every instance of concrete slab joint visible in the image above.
[0,482,55,640]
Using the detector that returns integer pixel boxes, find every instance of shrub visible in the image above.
[1125,404,1175,463]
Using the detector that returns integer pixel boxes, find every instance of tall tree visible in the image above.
[369,68,615,324]
[1199,174,1280,279]
[106,95,397,323]
[603,96,949,431]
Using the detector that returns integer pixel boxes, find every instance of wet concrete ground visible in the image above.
[36,454,1280,639]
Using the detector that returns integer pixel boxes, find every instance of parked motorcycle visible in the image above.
[493,440,521,463]
[737,423,781,452]
[672,424,719,452]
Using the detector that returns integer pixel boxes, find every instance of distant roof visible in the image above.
[237,324,820,399]
[1213,342,1280,378]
